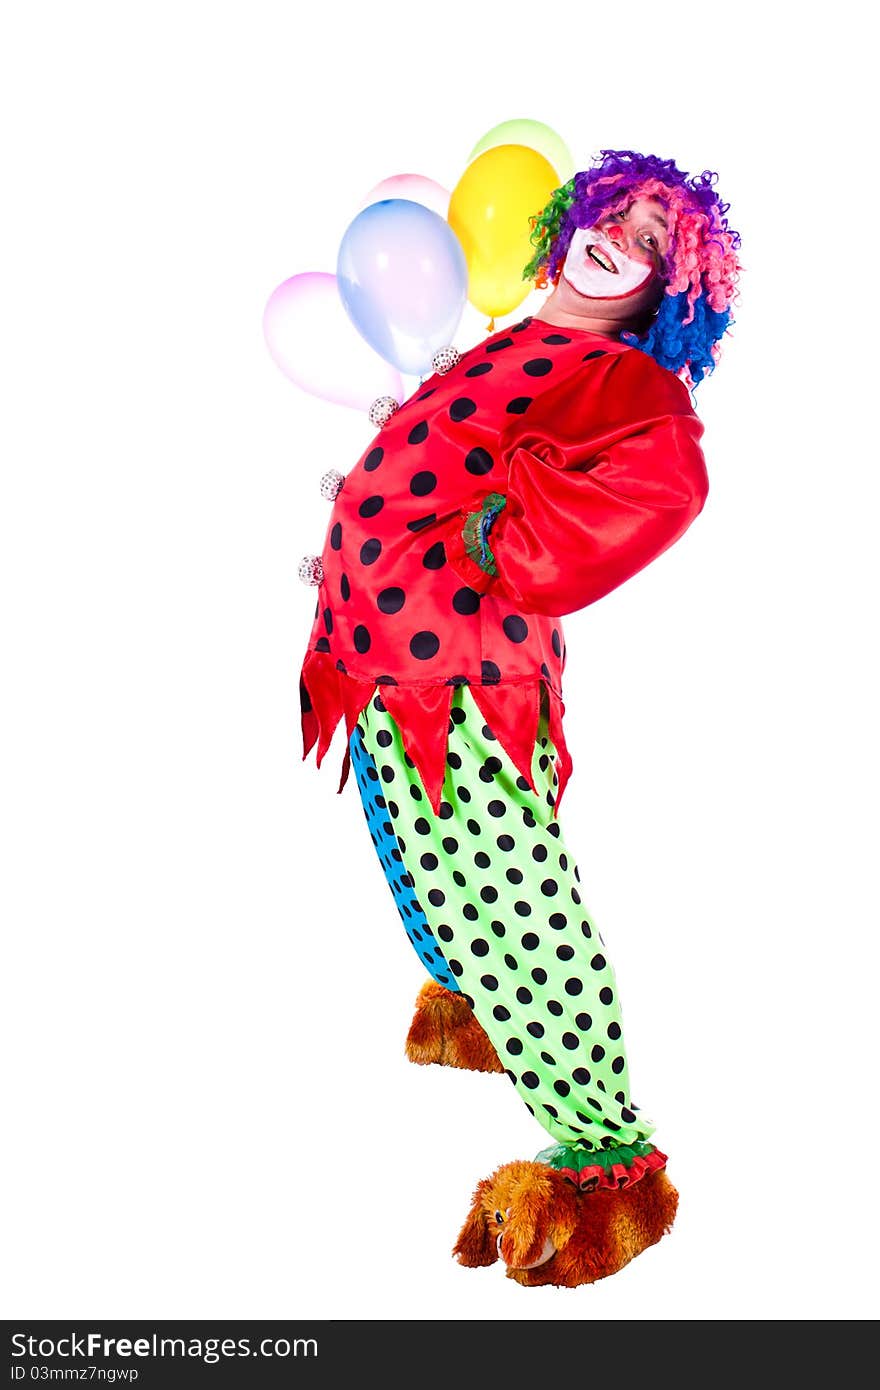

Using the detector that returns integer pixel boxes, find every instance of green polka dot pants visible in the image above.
[353,685,656,1158]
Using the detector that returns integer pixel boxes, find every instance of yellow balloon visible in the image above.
[448,144,561,320]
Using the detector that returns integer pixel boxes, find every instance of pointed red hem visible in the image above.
[299,652,574,816]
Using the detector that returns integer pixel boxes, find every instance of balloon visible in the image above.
[262,272,404,411]
[360,173,450,220]
[467,118,575,184]
[337,199,468,378]
[447,144,560,320]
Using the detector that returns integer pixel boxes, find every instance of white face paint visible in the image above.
[561,227,655,302]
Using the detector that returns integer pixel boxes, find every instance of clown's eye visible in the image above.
[494,1210,505,1225]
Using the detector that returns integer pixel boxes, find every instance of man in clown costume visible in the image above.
[298,149,741,1287]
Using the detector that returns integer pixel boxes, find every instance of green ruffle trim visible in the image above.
[462,492,507,577]
[535,1140,657,1171]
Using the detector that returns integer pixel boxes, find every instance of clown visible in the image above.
[298,149,742,1286]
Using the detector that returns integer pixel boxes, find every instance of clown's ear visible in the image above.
[452,1180,497,1268]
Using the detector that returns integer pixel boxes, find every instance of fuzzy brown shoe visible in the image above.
[453,1159,678,1286]
[405,979,504,1073]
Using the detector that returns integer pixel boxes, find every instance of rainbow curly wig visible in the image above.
[523,149,742,388]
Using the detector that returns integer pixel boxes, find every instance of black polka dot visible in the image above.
[340,574,350,601]
[564,978,583,996]
[410,631,440,660]
[423,542,446,570]
[607,1022,622,1040]
[575,1012,592,1031]
[523,357,553,377]
[591,1044,606,1062]
[562,1032,580,1050]
[531,967,547,984]
[427,889,445,907]
[452,587,480,615]
[315,637,330,653]
[465,448,494,476]
[547,1000,563,1016]
[377,587,405,614]
[551,628,562,658]
[418,387,436,400]
[591,954,607,971]
[520,932,539,950]
[471,938,490,957]
[363,447,384,471]
[512,317,533,332]
[480,885,498,903]
[514,901,531,917]
[541,879,559,897]
[407,514,437,532]
[572,1068,591,1086]
[493,1005,511,1021]
[527,1021,545,1038]
[497,834,515,851]
[486,337,514,353]
[502,615,528,643]
[437,925,454,942]
[360,538,381,565]
[505,1038,523,1055]
[599,987,614,1005]
[481,661,501,684]
[487,800,505,818]
[611,1056,625,1074]
[353,625,371,654]
[554,1080,571,1097]
[515,986,532,1005]
[480,975,499,991]
[375,675,397,685]
[407,421,429,445]
[450,398,476,421]
[506,397,533,414]
[521,1072,540,1089]
[323,608,333,634]
[583,349,608,362]
[330,522,342,550]
[465,362,493,377]
[542,333,572,344]
[359,495,384,518]
[410,471,437,496]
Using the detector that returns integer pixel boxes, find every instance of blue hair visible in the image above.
[621,293,733,388]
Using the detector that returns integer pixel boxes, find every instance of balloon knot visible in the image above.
[487,317,495,332]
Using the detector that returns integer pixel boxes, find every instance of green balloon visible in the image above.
[467,119,575,185]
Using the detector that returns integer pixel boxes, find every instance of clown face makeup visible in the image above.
[562,227,656,301]
[561,196,670,304]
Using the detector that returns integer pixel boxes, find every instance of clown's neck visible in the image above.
[537,280,658,340]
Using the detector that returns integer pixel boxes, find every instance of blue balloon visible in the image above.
[336,199,468,377]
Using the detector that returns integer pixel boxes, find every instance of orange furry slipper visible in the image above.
[453,1158,678,1287]
[405,979,503,1073]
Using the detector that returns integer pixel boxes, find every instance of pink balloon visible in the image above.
[360,173,450,220]
[262,272,404,411]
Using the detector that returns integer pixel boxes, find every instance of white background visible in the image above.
[2,1,878,1323]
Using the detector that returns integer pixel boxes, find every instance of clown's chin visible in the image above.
[497,1232,558,1270]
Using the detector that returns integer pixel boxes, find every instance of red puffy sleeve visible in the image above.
[444,346,709,616]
